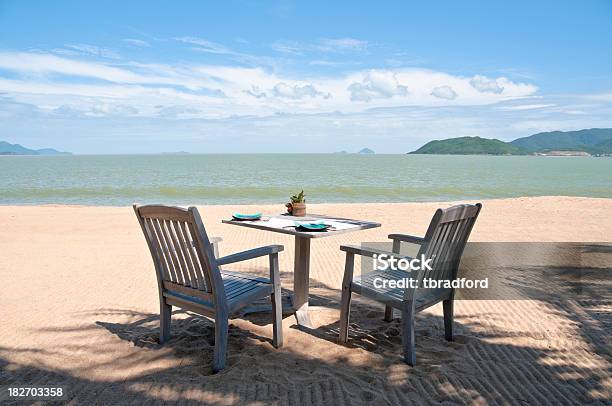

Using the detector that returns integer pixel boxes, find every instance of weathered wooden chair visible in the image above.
[338,203,481,365]
[133,204,284,372]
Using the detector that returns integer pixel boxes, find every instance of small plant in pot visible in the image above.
[286,190,306,217]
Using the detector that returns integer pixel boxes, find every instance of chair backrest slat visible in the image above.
[417,203,481,285]
[173,220,199,289]
[148,218,174,282]
[163,219,187,285]
[153,218,180,284]
[187,220,215,290]
[166,219,190,286]
[179,221,208,289]
[142,217,169,281]
[134,205,224,304]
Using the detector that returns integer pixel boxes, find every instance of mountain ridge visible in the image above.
[410,129,612,155]
[0,141,71,155]
[511,128,612,152]
[410,136,527,155]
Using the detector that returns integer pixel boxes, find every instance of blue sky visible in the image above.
[1,0,611,153]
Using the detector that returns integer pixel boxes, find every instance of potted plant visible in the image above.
[286,190,306,217]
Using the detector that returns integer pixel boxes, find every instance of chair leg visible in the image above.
[402,301,416,366]
[443,299,454,341]
[271,290,283,348]
[384,305,394,321]
[338,286,352,343]
[213,316,229,373]
[270,253,283,348]
[159,301,172,344]
[338,252,355,344]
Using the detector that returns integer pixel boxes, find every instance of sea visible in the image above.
[1,154,611,206]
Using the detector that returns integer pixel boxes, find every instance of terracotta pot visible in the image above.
[291,202,306,217]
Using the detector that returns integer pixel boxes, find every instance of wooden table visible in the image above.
[222,214,381,328]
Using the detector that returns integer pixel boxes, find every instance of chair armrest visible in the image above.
[190,237,223,247]
[216,245,284,266]
[209,237,222,258]
[340,245,415,290]
[388,234,426,245]
[340,244,413,261]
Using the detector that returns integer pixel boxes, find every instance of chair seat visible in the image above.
[163,270,272,315]
[352,269,412,303]
[221,270,273,313]
[352,270,451,311]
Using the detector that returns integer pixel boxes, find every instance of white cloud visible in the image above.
[271,37,368,54]
[175,37,277,67]
[90,103,139,116]
[498,103,555,111]
[156,105,201,118]
[0,51,539,119]
[347,71,408,101]
[6,90,612,153]
[272,83,331,99]
[122,38,150,47]
[174,37,232,54]
[51,48,81,56]
[244,86,267,99]
[0,52,141,82]
[0,52,227,91]
[309,60,355,67]
[64,44,120,59]
[269,41,304,55]
[430,85,457,100]
[585,92,612,101]
[470,75,504,94]
[318,38,368,51]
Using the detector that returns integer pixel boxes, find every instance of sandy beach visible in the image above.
[0,196,610,404]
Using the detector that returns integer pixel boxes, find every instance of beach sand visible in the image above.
[0,196,610,404]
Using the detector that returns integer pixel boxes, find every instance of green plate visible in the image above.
[232,212,262,221]
[295,222,331,231]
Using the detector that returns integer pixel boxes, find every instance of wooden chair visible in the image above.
[338,203,482,365]
[133,204,284,373]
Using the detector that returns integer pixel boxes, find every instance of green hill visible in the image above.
[588,138,612,155]
[0,141,71,155]
[409,136,527,155]
[511,128,612,152]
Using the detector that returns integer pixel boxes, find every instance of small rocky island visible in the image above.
[358,148,375,154]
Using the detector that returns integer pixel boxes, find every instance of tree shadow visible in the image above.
[230,277,341,327]
[467,243,611,359]
[2,285,610,405]
[2,243,609,404]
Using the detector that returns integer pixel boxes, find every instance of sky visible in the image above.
[0,0,611,154]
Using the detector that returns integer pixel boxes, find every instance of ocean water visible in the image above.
[1,154,611,206]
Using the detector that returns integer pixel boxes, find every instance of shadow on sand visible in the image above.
[1,244,610,404]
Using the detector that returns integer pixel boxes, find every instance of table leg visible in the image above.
[293,236,313,328]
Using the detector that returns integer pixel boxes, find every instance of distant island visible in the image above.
[409,128,612,156]
[0,141,71,155]
[161,151,190,155]
[358,148,375,154]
